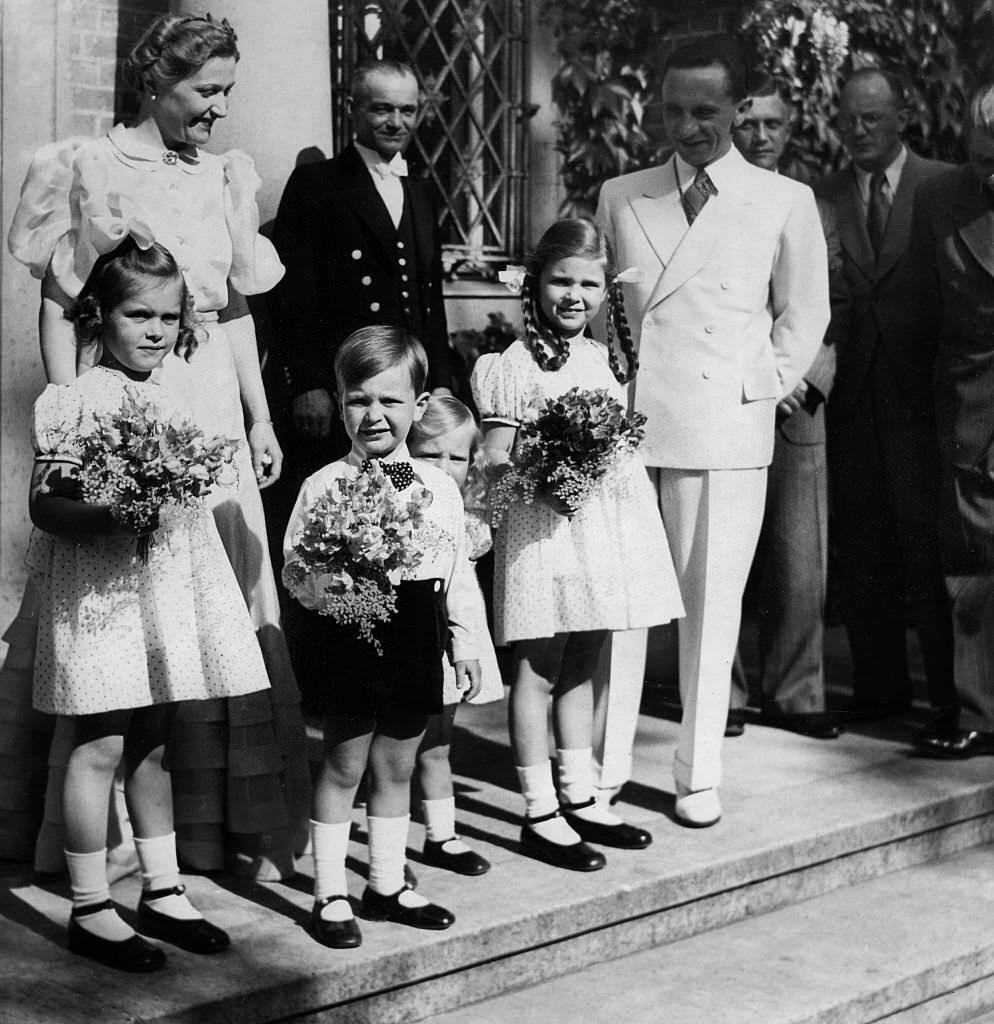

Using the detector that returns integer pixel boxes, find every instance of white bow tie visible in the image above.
[372,158,408,179]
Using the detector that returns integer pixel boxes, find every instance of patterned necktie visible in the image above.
[681,167,717,225]
[866,171,889,257]
[361,458,415,490]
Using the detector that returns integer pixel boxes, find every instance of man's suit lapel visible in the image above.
[833,171,876,281]
[952,167,994,281]
[634,157,719,311]
[334,145,397,260]
[875,151,923,279]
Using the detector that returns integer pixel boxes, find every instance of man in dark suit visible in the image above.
[911,84,994,756]
[727,81,847,739]
[813,68,955,722]
[270,59,451,468]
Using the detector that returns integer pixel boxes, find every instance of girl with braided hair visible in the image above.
[471,218,683,873]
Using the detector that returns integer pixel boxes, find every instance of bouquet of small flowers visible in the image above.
[488,386,646,524]
[76,387,240,562]
[281,461,432,653]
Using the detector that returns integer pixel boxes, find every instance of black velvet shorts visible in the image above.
[295,578,446,718]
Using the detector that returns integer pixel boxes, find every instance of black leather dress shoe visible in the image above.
[762,710,842,739]
[560,798,652,849]
[422,838,491,876]
[562,813,652,849]
[724,708,746,737]
[360,886,455,930]
[913,727,994,759]
[137,885,230,954]
[311,895,362,948]
[520,814,606,871]
[68,904,166,973]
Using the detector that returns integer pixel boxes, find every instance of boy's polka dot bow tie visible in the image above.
[362,459,415,490]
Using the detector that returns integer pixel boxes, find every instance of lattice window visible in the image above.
[330,0,529,275]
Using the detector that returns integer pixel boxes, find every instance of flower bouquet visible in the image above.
[281,461,432,653]
[76,386,240,562]
[488,386,647,524]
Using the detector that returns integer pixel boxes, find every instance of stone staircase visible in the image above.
[4,685,994,1024]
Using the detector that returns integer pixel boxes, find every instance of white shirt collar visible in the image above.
[853,144,907,200]
[355,141,407,177]
[673,145,741,194]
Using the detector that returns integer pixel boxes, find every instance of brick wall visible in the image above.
[66,0,169,137]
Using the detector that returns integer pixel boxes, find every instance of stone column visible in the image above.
[0,0,65,625]
[175,0,334,225]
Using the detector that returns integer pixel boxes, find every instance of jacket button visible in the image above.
[398,257,407,267]
[397,241,405,249]
[704,325,714,334]
[352,249,362,260]
[361,276,372,286]
[702,370,711,379]
[370,301,381,312]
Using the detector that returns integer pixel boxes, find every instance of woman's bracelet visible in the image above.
[250,417,273,426]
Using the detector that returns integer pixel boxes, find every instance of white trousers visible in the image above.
[657,467,767,792]
[592,628,649,794]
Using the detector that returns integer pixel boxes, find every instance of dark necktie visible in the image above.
[681,167,717,225]
[361,458,415,491]
[866,172,889,257]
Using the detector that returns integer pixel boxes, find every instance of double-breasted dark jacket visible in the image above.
[270,143,451,397]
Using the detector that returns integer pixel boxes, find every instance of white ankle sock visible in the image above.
[557,748,622,826]
[311,819,353,921]
[422,797,470,854]
[516,762,579,845]
[368,815,427,907]
[65,848,133,942]
[134,832,200,921]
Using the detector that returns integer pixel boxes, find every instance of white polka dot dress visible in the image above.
[471,338,685,645]
[27,367,271,716]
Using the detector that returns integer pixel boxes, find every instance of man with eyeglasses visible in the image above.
[725,79,848,741]
[814,68,955,726]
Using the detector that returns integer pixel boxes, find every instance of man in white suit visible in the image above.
[596,35,829,826]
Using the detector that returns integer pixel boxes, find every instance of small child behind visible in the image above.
[408,396,503,877]
[284,326,481,949]
[28,238,270,971]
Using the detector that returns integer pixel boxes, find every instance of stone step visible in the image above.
[3,706,994,1024]
[431,843,994,1024]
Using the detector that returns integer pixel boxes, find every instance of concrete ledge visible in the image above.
[433,845,994,1024]
[4,707,994,1024]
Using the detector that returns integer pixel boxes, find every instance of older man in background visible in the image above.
[727,79,847,740]
[813,68,954,725]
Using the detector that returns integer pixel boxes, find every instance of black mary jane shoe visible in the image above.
[68,901,166,973]
[560,798,653,850]
[311,895,362,949]
[137,884,230,954]
[520,808,606,871]
[422,838,491,876]
[360,886,455,930]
